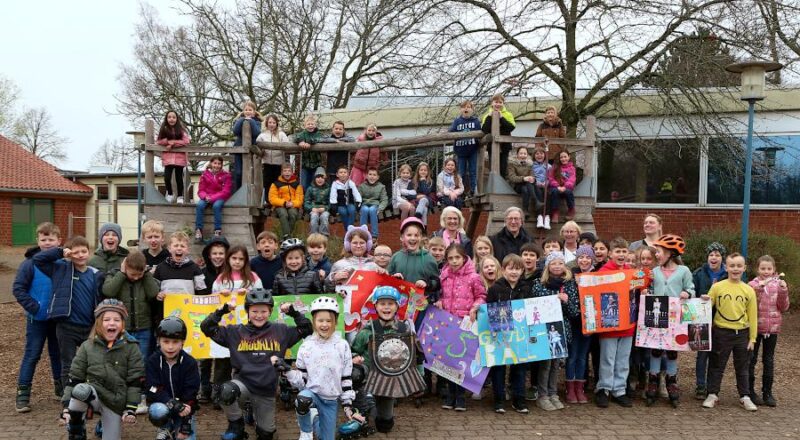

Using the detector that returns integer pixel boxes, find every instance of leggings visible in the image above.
[164,165,185,197]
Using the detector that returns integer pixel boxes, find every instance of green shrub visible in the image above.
[684,229,799,306]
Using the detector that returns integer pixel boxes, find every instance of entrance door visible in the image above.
[12,198,54,245]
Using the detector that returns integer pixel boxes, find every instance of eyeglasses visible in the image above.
[507,217,522,222]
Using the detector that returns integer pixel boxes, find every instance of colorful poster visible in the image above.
[270,294,345,358]
[164,293,248,359]
[635,296,712,352]
[335,271,427,332]
[576,269,650,334]
[477,296,567,367]
[682,298,713,351]
[418,307,489,394]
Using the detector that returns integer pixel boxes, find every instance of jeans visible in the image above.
[566,320,591,380]
[707,327,750,397]
[360,204,379,238]
[457,153,478,193]
[222,379,276,434]
[149,402,196,440]
[515,183,536,213]
[18,317,61,386]
[309,210,330,236]
[299,167,315,192]
[338,204,356,230]
[56,322,91,392]
[129,329,152,364]
[695,351,710,387]
[549,188,575,213]
[649,350,678,376]
[233,153,243,191]
[537,359,560,397]
[598,336,632,397]
[415,198,431,226]
[68,384,122,440]
[296,389,339,440]
[439,195,463,209]
[749,333,778,395]
[196,199,225,231]
[447,380,466,402]
[275,207,299,237]
[490,364,526,401]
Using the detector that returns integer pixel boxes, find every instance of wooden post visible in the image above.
[144,119,155,187]
[477,141,486,196]
[241,120,254,205]
[583,116,596,178]
[490,111,500,175]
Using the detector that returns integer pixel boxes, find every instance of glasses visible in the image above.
[507,217,522,222]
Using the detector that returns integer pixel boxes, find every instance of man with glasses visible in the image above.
[490,207,532,260]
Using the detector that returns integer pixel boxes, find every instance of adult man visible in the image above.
[490,207,532,259]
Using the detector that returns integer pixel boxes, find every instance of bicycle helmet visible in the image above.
[705,242,727,258]
[400,216,425,234]
[371,286,402,304]
[94,298,129,319]
[245,288,275,310]
[310,296,339,316]
[653,234,686,255]
[280,237,306,260]
[156,316,188,340]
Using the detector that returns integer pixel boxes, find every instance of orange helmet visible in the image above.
[653,234,685,255]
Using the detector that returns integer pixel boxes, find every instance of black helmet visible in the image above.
[245,288,275,310]
[156,316,187,340]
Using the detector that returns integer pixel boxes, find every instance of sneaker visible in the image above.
[550,395,565,410]
[740,396,758,411]
[214,229,223,237]
[155,428,173,440]
[536,215,544,229]
[135,398,148,415]
[525,387,538,401]
[165,194,175,203]
[694,385,707,400]
[194,229,203,244]
[750,393,764,406]
[610,393,633,408]
[543,215,551,230]
[536,396,557,411]
[511,397,529,414]
[471,390,482,400]
[176,196,185,204]
[15,385,31,413]
[454,397,466,411]
[702,393,719,408]
[763,393,777,407]
[299,432,314,440]
[441,397,454,410]
[494,402,506,414]
[595,390,609,408]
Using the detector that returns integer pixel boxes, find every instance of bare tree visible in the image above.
[11,107,68,164]
[0,75,20,135]
[91,137,138,172]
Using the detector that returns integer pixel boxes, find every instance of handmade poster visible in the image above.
[477,296,567,367]
[270,294,345,358]
[335,270,426,332]
[635,296,712,352]
[576,269,650,335]
[164,293,248,359]
[418,307,489,394]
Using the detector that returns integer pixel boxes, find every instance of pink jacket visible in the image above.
[198,168,232,203]
[156,132,190,167]
[749,277,790,334]
[352,133,387,171]
[547,161,577,190]
[439,257,486,318]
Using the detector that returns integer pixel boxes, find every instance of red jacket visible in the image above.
[439,258,486,318]
[156,132,190,167]
[352,133,388,171]
[198,168,232,203]
[749,277,790,334]
[598,261,635,339]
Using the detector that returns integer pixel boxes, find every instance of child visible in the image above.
[351,124,386,186]
[268,162,304,238]
[520,242,542,281]
[593,239,610,269]
[547,151,577,223]
[293,114,323,190]
[306,233,332,280]
[197,235,230,403]
[473,236,494,269]
[636,246,657,271]
[33,236,102,404]
[535,106,568,162]
[485,254,530,413]
[412,162,436,227]
[273,238,324,296]
[692,242,727,399]
[90,222,129,276]
[436,243,486,411]
[748,255,789,407]
[153,231,206,321]
[387,217,440,306]
[479,256,502,290]
[156,110,190,204]
[232,101,262,191]
[195,155,233,242]
[60,300,144,440]
[392,163,417,221]
[256,114,290,192]
[13,222,63,413]
[631,245,656,397]
[320,120,355,182]
[702,253,759,411]
[572,244,596,275]
[436,157,465,209]
[283,297,358,440]
[427,236,446,270]
[480,94,516,179]
[141,220,169,271]
[507,146,536,217]
[579,232,597,247]
[325,226,383,291]
[449,100,481,194]
[329,165,362,230]
[351,286,425,433]
[358,168,389,241]
[646,234,694,407]
[532,252,580,409]
[567,245,594,404]
[250,231,282,292]
[201,288,312,439]
[213,245,263,297]
[304,167,331,236]
[372,244,393,271]
[532,147,551,228]
[146,317,200,440]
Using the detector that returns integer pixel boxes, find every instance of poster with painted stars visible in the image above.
[335,271,427,333]
[418,307,489,394]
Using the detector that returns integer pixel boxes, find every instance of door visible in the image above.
[11,198,54,245]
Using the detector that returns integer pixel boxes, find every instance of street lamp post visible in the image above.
[126,130,146,241]
[724,60,782,259]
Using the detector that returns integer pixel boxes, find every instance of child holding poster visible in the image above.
[692,242,727,400]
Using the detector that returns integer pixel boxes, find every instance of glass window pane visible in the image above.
[12,199,31,223]
[597,139,700,203]
[116,185,140,201]
[97,185,109,201]
[32,199,52,224]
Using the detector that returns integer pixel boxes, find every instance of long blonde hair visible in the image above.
[413,162,433,187]
[480,256,503,290]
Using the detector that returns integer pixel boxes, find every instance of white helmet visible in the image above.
[310,296,339,315]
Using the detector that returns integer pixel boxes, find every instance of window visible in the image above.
[96,185,109,201]
[116,185,142,201]
[597,138,700,203]
[708,135,800,205]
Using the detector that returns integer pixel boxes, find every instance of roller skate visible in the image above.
[666,375,679,408]
[645,373,659,407]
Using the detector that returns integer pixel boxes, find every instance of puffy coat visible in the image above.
[352,132,387,171]
[273,266,324,296]
[268,175,304,209]
[198,168,232,203]
[256,130,289,165]
[13,247,53,320]
[358,180,389,211]
[506,156,534,185]
[439,257,486,318]
[692,264,728,297]
[749,277,790,334]
[548,161,577,190]
[232,116,262,146]
[535,118,567,161]
[156,131,190,167]
[34,248,101,326]
[63,333,144,414]
[101,270,160,332]
[304,182,331,211]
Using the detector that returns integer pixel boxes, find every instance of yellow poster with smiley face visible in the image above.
[164,293,248,359]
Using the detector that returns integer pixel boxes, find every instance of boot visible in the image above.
[749,377,764,405]
[550,210,559,224]
[645,373,659,406]
[221,417,248,440]
[762,392,777,407]
[67,411,87,440]
[565,381,578,404]
[574,380,589,404]
[54,378,64,400]
[566,207,575,221]
[15,385,31,413]
[666,374,679,408]
[375,417,394,433]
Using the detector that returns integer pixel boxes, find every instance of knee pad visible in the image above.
[220,381,242,406]
[148,402,170,428]
[295,393,314,416]
[70,383,95,403]
[255,426,275,440]
[666,351,678,361]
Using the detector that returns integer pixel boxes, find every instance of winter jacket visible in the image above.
[352,132,387,172]
[250,255,282,293]
[436,171,464,199]
[490,227,532,261]
[156,130,190,167]
[532,160,551,186]
[358,180,389,211]
[330,179,362,208]
[212,272,263,294]
[439,258,486,318]
[145,350,200,414]
[287,332,355,403]
[232,116,262,146]
[201,305,312,396]
[481,107,516,152]
[101,270,160,332]
[749,277,790,334]
[268,175,304,209]
[293,128,323,170]
[33,248,101,327]
[415,178,436,204]
[320,133,355,176]
[306,256,332,278]
[532,277,580,343]
[506,156,534,185]
[486,277,532,303]
[89,246,130,276]
[304,182,331,211]
[651,265,695,298]
[431,229,473,257]
[63,333,144,414]
[535,118,567,161]
[13,247,53,320]
[391,178,416,209]
[449,115,482,157]
[256,130,290,165]
[198,236,230,295]
[548,161,577,190]
[387,249,441,302]
[692,264,728,298]
[197,168,233,203]
[324,256,381,291]
[273,265,324,296]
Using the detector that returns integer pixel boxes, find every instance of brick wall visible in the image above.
[0,195,88,246]
[594,208,800,243]
[0,197,10,245]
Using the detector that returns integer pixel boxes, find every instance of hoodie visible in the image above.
[448,115,482,157]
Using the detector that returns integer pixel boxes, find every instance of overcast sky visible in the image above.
[0,1,186,171]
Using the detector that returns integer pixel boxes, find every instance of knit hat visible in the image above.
[314,166,326,177]
[98,223,122,242]
[94,298,128,319]
[706,242,727,258]
[545,251,566,267]
[575,245,595,260]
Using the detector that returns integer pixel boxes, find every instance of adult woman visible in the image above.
[432,206,473,257]
[628,214,664,252]
[560,221,582,265]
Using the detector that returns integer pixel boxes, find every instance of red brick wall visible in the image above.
[0,195,88,246]
[0,197,10,245]
[594,208,800,243]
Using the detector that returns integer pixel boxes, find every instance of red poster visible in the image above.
[576,269,650,335]
[334,270,428,332]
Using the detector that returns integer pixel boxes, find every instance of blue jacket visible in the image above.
[232,117,262,146]
[306,255,332,278]
[13,247,53,320]
[145,350,200,413]
[449,116,481,157]
[33,247,101,326]
[692,263,728,298]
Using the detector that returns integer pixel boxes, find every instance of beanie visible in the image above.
[314,166,326,177]
[98,223,122,243]
[575,245,595,260]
